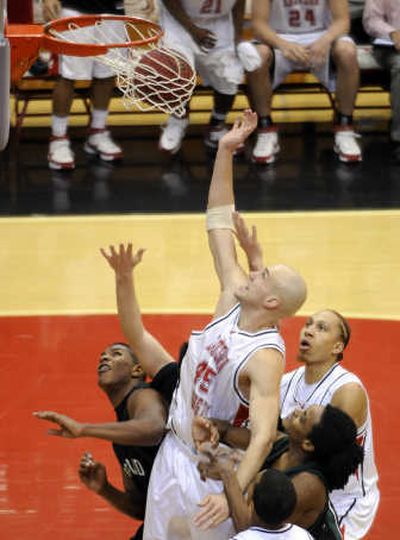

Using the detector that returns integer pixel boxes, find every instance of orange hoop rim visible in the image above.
[42,15,163,56]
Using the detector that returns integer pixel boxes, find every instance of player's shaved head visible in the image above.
[270,264,307,317]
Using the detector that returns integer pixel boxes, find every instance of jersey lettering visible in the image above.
[191,337,229,414]
[123,458,145,478]
[200,0,222,14]
[289,8,316,27]
[284,0,319,6]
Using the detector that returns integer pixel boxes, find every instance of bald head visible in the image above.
[270,264,307,317]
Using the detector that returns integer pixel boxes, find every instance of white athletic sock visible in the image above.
[51,115,68,138]
[90,109,108,130]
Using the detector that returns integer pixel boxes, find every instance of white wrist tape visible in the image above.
[206,205,235,231]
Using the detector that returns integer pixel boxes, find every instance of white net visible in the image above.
[48,17,196,117]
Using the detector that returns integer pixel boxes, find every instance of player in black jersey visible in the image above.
[35,342,168,540]
[195,404,363,540]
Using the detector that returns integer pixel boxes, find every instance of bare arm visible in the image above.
[252,0,310,65]
[235,348,283,491]
[289,473,327,529]
[162,0,217,50]
[232,0,246,45]
[324,0,350,43]
[34,388,166,446]
[214,457,253,532]
[306,0,350,66]
[193,348,282,529]
[331,382,368,429]
[233,212,264,272]
[101,244,174,378]
[79,453,144,519]
[42,0,61,21]
[207,111,257,319]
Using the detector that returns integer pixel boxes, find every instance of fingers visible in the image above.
[47,428,66,437]
[33,410,60,423]
[194,494,229,529]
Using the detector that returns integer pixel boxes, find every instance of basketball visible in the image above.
[132,47,196,112]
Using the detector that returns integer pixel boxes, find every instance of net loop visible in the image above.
[44,16,196,116]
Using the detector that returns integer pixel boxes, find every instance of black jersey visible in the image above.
[112,384,159,497]
[262,436,342,540]
[150,361,180,406]
[61,0,124,15]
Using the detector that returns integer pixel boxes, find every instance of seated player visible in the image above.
[43,0,123,170]
[363,0,400,163]
[247,0,362,164]
[157,0,246,154]
[194,404,363,539]
[34,342,167,540]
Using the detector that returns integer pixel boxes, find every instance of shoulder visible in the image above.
[127,385,166,416]
[291,471,326,509]
[331,380,368,428]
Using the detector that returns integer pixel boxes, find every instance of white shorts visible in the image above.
[159,5,243,95]
[272,32,355,91]
[58,8,124,80]
[143,432,235,540]
[334,489,380,540]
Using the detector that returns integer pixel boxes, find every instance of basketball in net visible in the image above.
[131,47,196,117]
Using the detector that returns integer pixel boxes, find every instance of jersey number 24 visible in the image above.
[289,9,316,27]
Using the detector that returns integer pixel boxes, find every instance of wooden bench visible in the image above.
[11,45,390,134]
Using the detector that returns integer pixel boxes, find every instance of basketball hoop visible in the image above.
[6,14,196,117]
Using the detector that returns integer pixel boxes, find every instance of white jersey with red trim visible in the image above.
[269,0,331,34]
[280,363,380,533]
[173,0,237,19]
[168,303,285,446]
[231,524,314,539]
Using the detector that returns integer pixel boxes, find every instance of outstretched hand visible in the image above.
[233,212,264,272]
[34,410,85,438]
[100,243,145,277]
[219,110,257,153]
[79,452,108,494]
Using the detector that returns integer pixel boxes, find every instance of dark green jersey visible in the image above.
[262,436,342,540]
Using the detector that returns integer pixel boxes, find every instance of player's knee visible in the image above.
[256,43,273,66]
[333,42,358,70]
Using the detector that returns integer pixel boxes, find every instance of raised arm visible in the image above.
[207,110,257,319]
[235,348,283,491]
[233,212,264,272]
[34,388,166,446]
[101,243,174,378]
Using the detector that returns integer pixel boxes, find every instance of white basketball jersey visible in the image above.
[280,364,379,518]
[178,0,237,19]
[231,524,313,539]
[269,0,331,34]
[168,304,285,446]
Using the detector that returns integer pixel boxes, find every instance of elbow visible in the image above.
[143,423,166,446]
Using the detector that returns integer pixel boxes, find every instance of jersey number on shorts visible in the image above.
[200,0,222,14]
[288,9,316,27]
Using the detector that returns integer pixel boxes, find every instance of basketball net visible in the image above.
[47,18,196,117]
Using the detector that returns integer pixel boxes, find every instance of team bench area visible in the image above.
[11,44,391,135]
